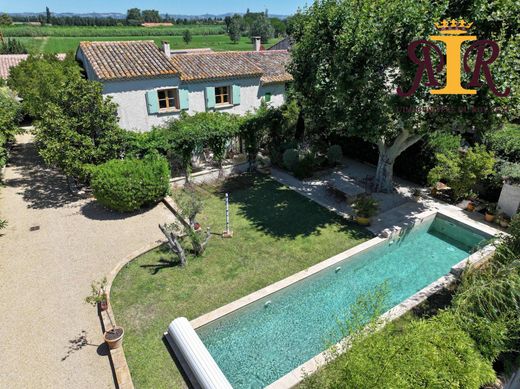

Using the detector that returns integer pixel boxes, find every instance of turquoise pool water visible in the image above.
[197,215,490,388]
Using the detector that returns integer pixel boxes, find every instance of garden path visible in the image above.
[0,133,174,388]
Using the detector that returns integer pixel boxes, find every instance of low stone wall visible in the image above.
[103,240,167,389]
[171,161,249,187]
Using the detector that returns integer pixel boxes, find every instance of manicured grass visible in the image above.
[17,35,280,54]
[111,174,371,389]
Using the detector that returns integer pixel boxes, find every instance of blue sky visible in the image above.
[4,0,309,16]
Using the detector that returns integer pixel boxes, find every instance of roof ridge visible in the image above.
[79,40,155,46]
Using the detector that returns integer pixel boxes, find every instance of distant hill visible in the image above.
[8,12,289,20]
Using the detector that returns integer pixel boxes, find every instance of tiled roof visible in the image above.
[77,40,178,80]
[170,51,263,82]
[0,53,66,79]
[77,40,293,84]
[242,50,293,84]
[0,55,27,79]
[267,37,292,51]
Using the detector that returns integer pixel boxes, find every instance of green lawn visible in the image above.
[111,174,371,389]
[17,35,280,54]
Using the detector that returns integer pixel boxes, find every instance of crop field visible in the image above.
[1,24,225,37]
[15,35,278,53]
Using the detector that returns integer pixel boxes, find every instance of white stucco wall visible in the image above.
[101,76,286,132]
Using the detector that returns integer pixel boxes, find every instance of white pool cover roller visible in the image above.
[167,317,233,389]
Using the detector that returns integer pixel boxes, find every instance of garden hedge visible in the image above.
[91,156,170,212]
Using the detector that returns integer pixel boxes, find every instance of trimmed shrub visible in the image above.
[91,156,170,212]
[327,144,343,165]
[293,153,315,179]
[282,148,299,171]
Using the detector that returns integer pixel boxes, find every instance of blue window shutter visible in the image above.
[145,90,159,114]
[179,88,189,110]
[232,85,241,105]
[205,87,215,109]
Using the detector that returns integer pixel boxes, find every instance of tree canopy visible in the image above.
[289,0,518,192]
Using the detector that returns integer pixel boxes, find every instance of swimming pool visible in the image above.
[195,214,491,388]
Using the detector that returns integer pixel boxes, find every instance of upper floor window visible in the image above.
[158,88,179,110]
[215,86,230,106]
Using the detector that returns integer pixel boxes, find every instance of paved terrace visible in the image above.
[0,133,174,388]
[270,157,502,235]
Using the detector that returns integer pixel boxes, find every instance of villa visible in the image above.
[76,39,292,132]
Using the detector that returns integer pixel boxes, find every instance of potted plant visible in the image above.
[465,190,478,212]
[352,195,379,226]
[484,204,496,223]
[85,278,124,350]
[412,188,422,202]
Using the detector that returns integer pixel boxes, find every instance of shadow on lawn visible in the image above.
[139,245,182,275]
[215,173,371,240]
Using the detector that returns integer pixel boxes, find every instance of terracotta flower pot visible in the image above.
[466,202,475,212]
[104,326,124,350]
[484,213,495,223]
[99,300,108,311]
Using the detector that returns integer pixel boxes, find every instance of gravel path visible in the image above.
[0,133,174,389]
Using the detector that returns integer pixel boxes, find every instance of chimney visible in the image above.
[162,41,171,58]
[252,36,261,52]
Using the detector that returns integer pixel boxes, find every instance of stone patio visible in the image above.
[270,157,502,236]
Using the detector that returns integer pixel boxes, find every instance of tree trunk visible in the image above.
[192,228,211,256]
[159,223,187,266]
[373,130,423,193]
[374,151,396,193]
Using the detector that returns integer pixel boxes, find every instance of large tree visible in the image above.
[289,0,517,192]
[35,77,122,187]
[250,13,274,43]
[7,54,80,119]
[228,15,242,44]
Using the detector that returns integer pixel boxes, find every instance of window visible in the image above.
[264,92,272,103]
[157,88,179,110]
[215,86,230,105]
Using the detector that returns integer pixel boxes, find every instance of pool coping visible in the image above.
[189,208,502,388]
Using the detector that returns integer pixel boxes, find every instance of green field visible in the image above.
[16,35,280,54]
[1,24,225,37]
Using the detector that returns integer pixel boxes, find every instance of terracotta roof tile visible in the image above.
[242,50,293,84]
[77,40,178,80]
[77,40,293,84]
[170,51,263,82]
[0,53,66,79]
[170,50,292,84]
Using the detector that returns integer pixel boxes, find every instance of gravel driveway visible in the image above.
[0,133,174,388]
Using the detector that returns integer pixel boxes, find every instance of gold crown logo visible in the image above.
[434,19,473,35]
